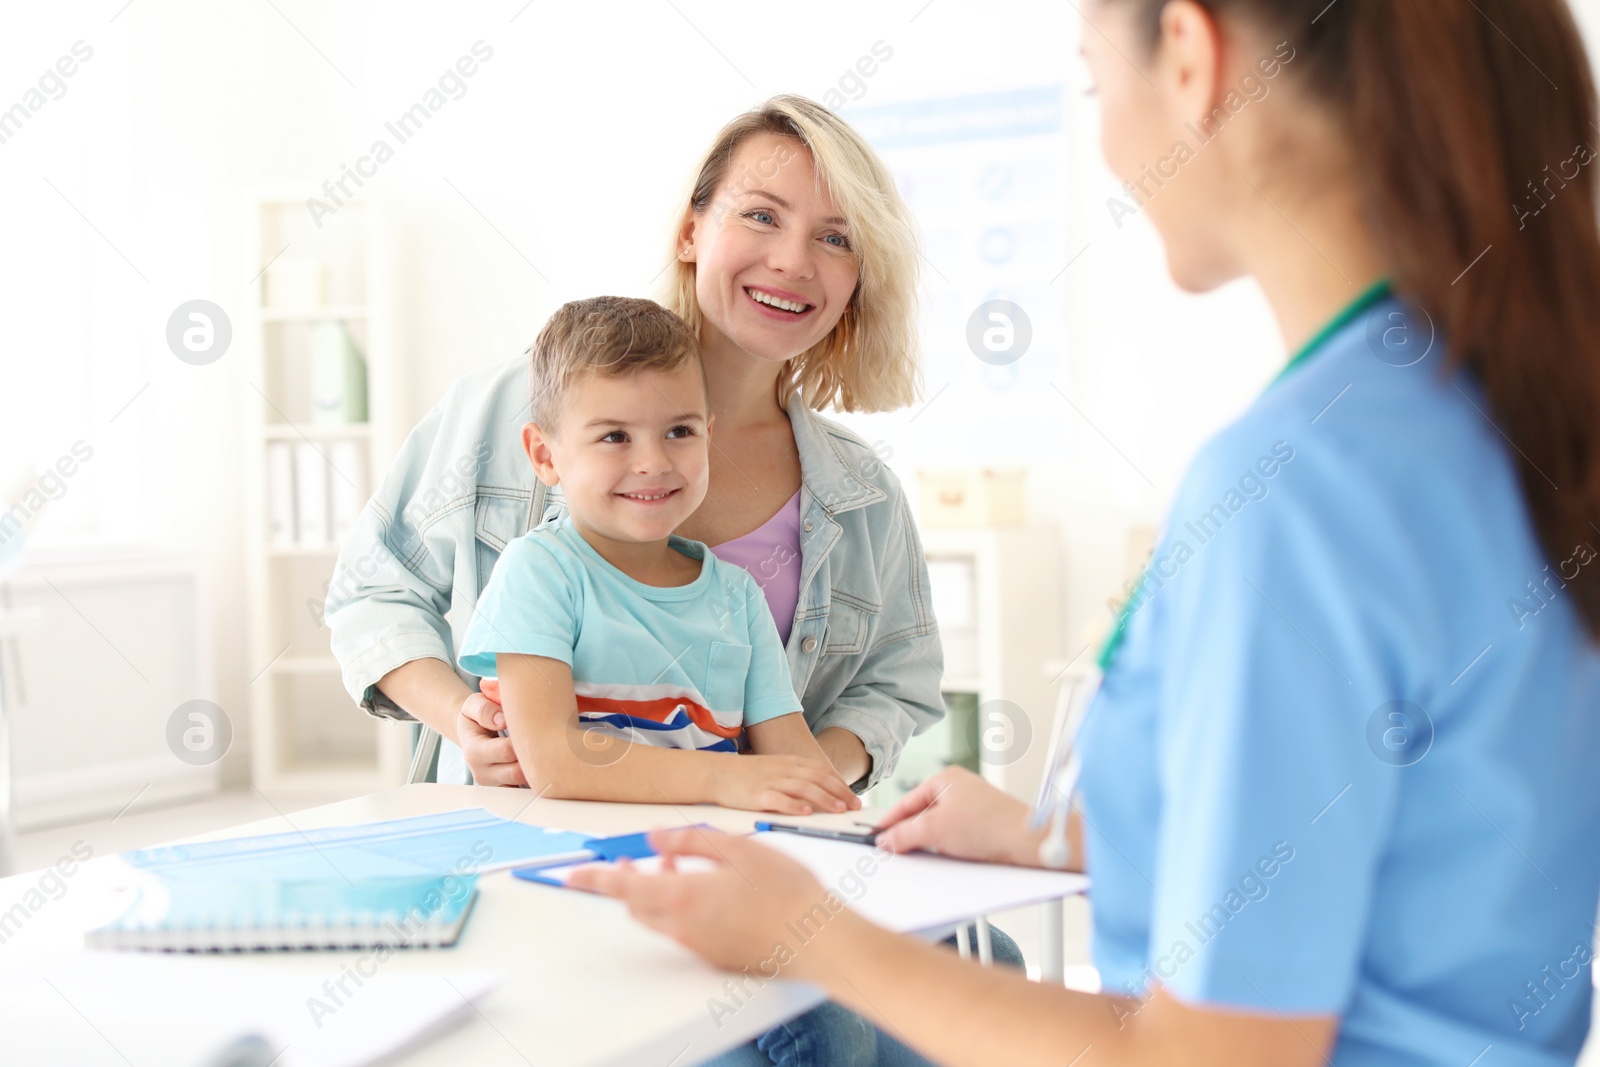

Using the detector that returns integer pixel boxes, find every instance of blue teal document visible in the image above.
[122,808,594,883]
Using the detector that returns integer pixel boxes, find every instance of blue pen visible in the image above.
[755,821,878,846]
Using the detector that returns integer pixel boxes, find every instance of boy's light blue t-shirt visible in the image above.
[457,515,802,752]
[1078,295,1600,1065]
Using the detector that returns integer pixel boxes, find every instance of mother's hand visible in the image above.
[458,680,527,787]
[567,827,842,977]
[873,765,1045,867]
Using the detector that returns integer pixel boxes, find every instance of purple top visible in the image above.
[708,489,803,645]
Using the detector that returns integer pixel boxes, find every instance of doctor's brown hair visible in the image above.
[1118,0,1600,639]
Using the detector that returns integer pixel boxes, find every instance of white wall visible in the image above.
[5,0,1600,783]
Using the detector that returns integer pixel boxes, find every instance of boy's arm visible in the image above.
[496,654,856,812]
[498,652,718,804]
[744,712,834,764]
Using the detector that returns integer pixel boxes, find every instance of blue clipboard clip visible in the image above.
[582,831,659,862]
[511,827,709,887]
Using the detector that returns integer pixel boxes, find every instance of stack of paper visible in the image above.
[1,952,500,1067]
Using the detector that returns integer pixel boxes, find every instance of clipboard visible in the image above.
[512,826,1089,935]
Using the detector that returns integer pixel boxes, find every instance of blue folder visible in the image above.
[123,809,595,883]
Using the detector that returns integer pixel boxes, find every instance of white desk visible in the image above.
[0,784,1085,1066]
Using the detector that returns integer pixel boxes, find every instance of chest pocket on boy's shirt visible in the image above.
[705,641,752,716]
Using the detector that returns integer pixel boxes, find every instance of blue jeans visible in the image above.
[699,922,1025,1067]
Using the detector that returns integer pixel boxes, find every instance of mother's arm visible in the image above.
[809,493,947,791]
[814,727,871,786]
[376,659,523,786]
[324,357,527,785]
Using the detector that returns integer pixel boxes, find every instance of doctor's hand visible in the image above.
[457,680,527,788]
[872,766,1046,867]
[567,827,857,980]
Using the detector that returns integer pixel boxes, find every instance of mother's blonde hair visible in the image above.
[658,95,921,414]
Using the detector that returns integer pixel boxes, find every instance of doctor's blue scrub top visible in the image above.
[1078,285,1600,1066]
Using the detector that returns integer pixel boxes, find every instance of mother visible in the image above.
[329,96,934,796]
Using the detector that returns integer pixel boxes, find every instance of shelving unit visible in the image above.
[866,526,1063,807]
[242,191,410,796]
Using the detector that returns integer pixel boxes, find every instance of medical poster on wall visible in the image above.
[845,86,1071,462]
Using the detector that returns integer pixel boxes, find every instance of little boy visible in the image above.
[458,296,858,815]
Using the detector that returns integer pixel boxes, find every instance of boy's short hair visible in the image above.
[527,296,702,430]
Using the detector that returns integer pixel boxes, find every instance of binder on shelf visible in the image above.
[309,321,369,425]
[265,441,296,549]
[293,441,329,547]
[327,439,368,543]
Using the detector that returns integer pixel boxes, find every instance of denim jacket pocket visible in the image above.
[474,489,534,550]
[821,594,882,656]
[473,490,534,591]
[705,640,753,715]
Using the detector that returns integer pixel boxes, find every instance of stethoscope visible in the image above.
[1028,665,1102,869]
[1028,501,1157,868]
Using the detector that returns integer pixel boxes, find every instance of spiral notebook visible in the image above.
[87,873,478,952]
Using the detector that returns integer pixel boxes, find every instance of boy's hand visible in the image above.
[743,713,865,809]
[457,684,527,788]
[711,753,860,815]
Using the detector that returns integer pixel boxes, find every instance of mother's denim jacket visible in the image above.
[324,356,946,789]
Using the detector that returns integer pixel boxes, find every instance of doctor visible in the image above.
[572,0,1600,1063]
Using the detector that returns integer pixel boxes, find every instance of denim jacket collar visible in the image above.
[786,392,885,517]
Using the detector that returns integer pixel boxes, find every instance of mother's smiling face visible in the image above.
[676,131,862,366]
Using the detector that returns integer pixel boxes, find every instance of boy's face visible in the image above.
[522,362,712,545]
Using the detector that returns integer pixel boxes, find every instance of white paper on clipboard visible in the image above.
[527,830,1088,935]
